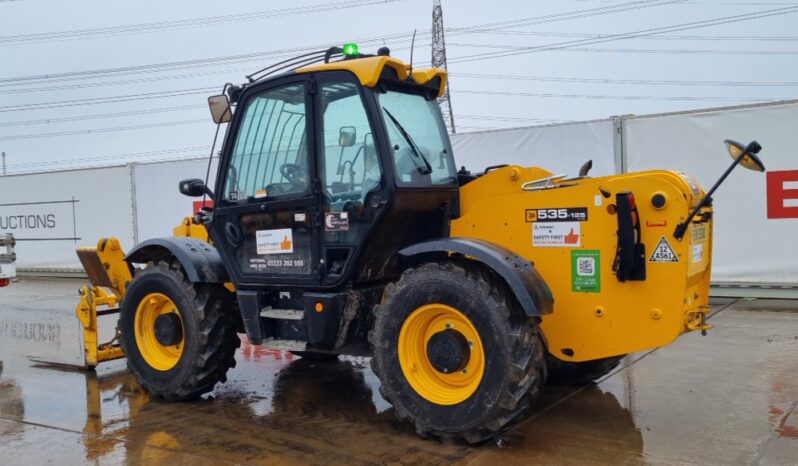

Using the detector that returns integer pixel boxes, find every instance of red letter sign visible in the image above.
[767,170,798,219]
[193,199,213,214]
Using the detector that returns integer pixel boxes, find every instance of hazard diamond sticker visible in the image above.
[649,236,679,262]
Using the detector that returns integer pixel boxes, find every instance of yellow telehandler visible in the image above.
[75,44,765,443]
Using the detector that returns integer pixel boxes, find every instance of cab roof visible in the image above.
[296,55,447,97]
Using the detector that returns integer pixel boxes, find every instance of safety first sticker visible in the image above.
[533,223,581,247]
[256,228,293,255]
[649,236,678,262]
[528,207,585,247]
[572,249,600,292]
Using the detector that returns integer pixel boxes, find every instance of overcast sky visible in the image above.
[0,0,796,173]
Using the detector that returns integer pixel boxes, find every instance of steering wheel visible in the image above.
[279,163,306,184]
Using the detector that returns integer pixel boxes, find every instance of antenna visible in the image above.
[409,29,417,76]
[432,0,455,133]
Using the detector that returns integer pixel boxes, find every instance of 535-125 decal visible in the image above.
[525,207,588,223]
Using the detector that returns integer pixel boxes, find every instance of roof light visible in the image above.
[342,43,359,57]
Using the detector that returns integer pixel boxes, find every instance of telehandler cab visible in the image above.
[75,44,765,443]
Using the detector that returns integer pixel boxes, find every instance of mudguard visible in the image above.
[126,237,229,283]
[399,237,554,316]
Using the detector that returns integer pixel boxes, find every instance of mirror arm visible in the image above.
[673,141,756,240]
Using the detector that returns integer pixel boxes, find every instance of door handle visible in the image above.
[224,222,242,246]
[368,193,386,209]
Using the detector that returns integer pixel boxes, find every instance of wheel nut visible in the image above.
[462,368,468,374]
[468,340,474,347]
[445,323,453,329]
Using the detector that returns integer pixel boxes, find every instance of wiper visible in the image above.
[382,107,433,175]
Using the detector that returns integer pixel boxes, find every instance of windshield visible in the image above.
[377,89,456,186]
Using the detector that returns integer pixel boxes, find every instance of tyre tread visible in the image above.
[369,260,545,444]
[120,260,240,401]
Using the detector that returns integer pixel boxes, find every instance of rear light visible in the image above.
[677,172,702,207]
[0,277,9,287]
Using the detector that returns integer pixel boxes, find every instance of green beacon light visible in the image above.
[342,43,359,57]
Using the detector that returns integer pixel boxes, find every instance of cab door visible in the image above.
[314,73,389,284]
[211,77,320,287]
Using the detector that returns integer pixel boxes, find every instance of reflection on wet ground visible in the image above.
[1,279,798,465]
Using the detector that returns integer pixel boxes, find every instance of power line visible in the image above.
[0,0,678,86]
[448,41,798,55]
[452,72,798,87]
[0,104,205,128]
[0,87,217,112]
[4,68,250,94]
[456,89,785,102]
[445,6,798,64]
[0,1,684,120]
[0,0,404,46]
[0,119,207,141]
[478,30,798,41]
[445,0,685,36]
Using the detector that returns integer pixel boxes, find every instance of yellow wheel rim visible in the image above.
[134,292,184,371]
[398,303,485,405]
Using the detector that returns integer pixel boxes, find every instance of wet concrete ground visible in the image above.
[1,278,797,465]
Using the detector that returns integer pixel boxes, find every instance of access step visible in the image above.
[260,308,304,320]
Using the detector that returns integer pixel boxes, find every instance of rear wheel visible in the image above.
[369,262,545,443]
[545,354,625,386]
[119,261,240,400]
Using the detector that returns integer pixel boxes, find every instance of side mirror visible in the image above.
[208,95,232,124]
[339,126,356,147]
[179,178,213,198]
[673,139,764,240]
[725,139,765,172]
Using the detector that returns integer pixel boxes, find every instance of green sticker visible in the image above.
[571,249,600,293]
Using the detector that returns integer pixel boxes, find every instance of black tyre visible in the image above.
[369,262,546,443]
[289,351,339,361]
[119,261,240,400]
[545,354,625,386]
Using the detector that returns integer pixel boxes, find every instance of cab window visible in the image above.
[320,81,380,203]
[377,89,456,187]
[225,83,309,202]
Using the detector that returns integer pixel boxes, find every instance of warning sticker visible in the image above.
[649,236,678,262]
[325,211,349,232]
[692,243,704,263]
[533,222,581,247]
[256,228,293,255]
[691,224,707,242]
[571,249,600,292]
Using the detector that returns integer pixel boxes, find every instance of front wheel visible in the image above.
[369,262,546,443]
[119,261,240,400]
